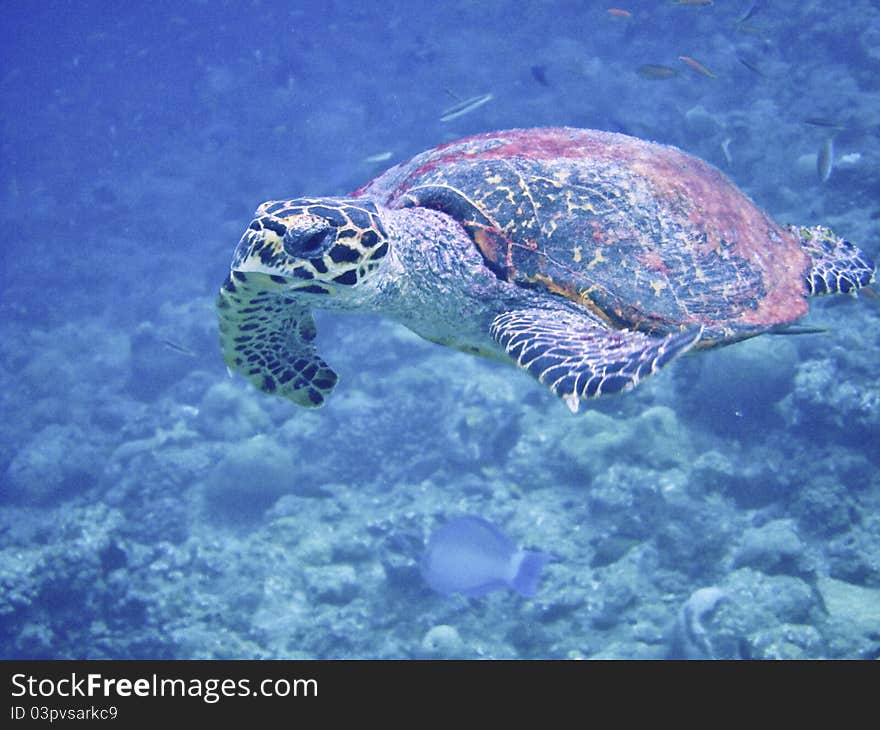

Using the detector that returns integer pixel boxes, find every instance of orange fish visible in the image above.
[678,55,717,78]
[607,8,632,17]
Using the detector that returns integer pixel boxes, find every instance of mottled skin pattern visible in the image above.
[218,198,388,406]
[794,224,875,296]
[218,127,875,412]
[218,202,542,405]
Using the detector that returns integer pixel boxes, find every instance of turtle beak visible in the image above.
[230,226,289,277]
[228,226,333,295]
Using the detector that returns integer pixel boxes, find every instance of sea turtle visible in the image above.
[217,127,874,413]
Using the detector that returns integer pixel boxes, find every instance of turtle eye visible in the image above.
[283,224,337,258]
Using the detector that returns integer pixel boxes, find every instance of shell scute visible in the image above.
[362,128,810,340]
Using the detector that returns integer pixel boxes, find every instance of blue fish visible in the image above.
[420,515,551,598]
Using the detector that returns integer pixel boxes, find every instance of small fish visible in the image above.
[637,64,679,80]
[734,22,765,36]
[769,324,828,336]
[737,2,761,23]
[530,65,549,87]
[363,151,393,164]
[737,56,764,76]
[804,117,845,130]
[421,515,551,598]
[160,338,196,357]
[607,8,632,17]
[720,137,733,165]
[439,93,494,122]
[679,55,717,78]
[673,0,713,6]
[817,137,834,183]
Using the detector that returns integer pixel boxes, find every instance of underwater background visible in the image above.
[1,0,878,659]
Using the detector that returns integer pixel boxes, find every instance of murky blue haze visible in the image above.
[1,1,878,659]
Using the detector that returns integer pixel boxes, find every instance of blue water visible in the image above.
[1,0,878,659]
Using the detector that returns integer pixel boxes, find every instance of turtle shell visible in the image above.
[356,128,811,345]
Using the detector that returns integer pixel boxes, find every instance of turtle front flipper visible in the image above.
[790,225,875,296]
[216,272,338,407]
[490,308,702,413]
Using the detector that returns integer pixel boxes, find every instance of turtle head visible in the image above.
[230,197,390,296]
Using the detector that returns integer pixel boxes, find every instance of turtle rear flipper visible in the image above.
[790,225,875,296]
[491,308,701,413]
[217,272,337,407]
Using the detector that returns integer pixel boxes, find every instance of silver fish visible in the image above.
[737,56,764,76]
[817,137,834,183]
[363,151,393,164]
[737,2,761,24]
[160,338,196,357]
[720,137,733,166]
[440,93,494,122]
[804,117,845,129]
[637,64,679,80]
